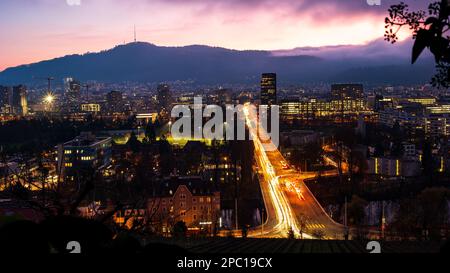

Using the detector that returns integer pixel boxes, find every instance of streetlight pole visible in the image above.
[344,196,349,240]
[235,198,238,231]
[261,208,265,236]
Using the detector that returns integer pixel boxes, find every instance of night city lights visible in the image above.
[0,0,449,270]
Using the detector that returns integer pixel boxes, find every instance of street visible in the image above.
[244,105,346,239]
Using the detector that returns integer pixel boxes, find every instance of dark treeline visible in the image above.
[0,117,134,154]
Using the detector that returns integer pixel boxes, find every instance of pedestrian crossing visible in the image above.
[305,223,326,229]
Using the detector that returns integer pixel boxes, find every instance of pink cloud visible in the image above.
[0,0,434,71]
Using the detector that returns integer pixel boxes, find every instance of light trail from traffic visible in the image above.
[244,104,345,239]
[244,105,305,238]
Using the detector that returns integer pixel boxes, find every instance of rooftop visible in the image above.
[63,132,111,148]
[155,176,219,198]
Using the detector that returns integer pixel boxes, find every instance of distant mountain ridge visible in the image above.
[0,41,436,85]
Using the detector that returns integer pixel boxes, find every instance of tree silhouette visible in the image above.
[422,140,436,186]
[144,121,157,143]
[126,132,141,152]
[241,225,248,238]
[287,227,296,239]
[417,187,450,240]
[347,195,368,226]
[385,0,450,88]
[172,221,188,238]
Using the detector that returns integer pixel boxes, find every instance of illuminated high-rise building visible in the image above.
[331,84,364,120]
[157,83,172,113]
[0,86,12,114]
[12,85,28,116]
[0,86,9,105]
[64,77,81,112]
[261,73,277,106]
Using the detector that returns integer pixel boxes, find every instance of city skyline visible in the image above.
[0,0,431,71]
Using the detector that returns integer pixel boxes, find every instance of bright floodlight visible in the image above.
[44,93,55,104]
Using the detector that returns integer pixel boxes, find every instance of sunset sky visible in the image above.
[0,0,430,71]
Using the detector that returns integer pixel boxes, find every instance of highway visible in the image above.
[244,105,346,239]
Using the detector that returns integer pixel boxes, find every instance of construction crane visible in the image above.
[33,76,55,92]
[33,76,56,108]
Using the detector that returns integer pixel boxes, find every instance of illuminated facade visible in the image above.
[425,114,450,137]
[406,98,437,106]
[64,77,81,113]
[57,132,112,179]
[147,177,220,234]
[373,95,394,112]
[81,103,101,113]
[6,85,28,116]
[367,157,421,177]
[136,112,158,126]
[377,102,450,137]
[177,93,195,105]
[0,86,12,115]
[424,105,450,137]
[280,98,366,120]
[280,84,366,120]
[378,107,422,128]
[426,104,450,114]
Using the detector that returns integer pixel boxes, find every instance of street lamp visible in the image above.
[43,92,55,112]
[43,93,55,104]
